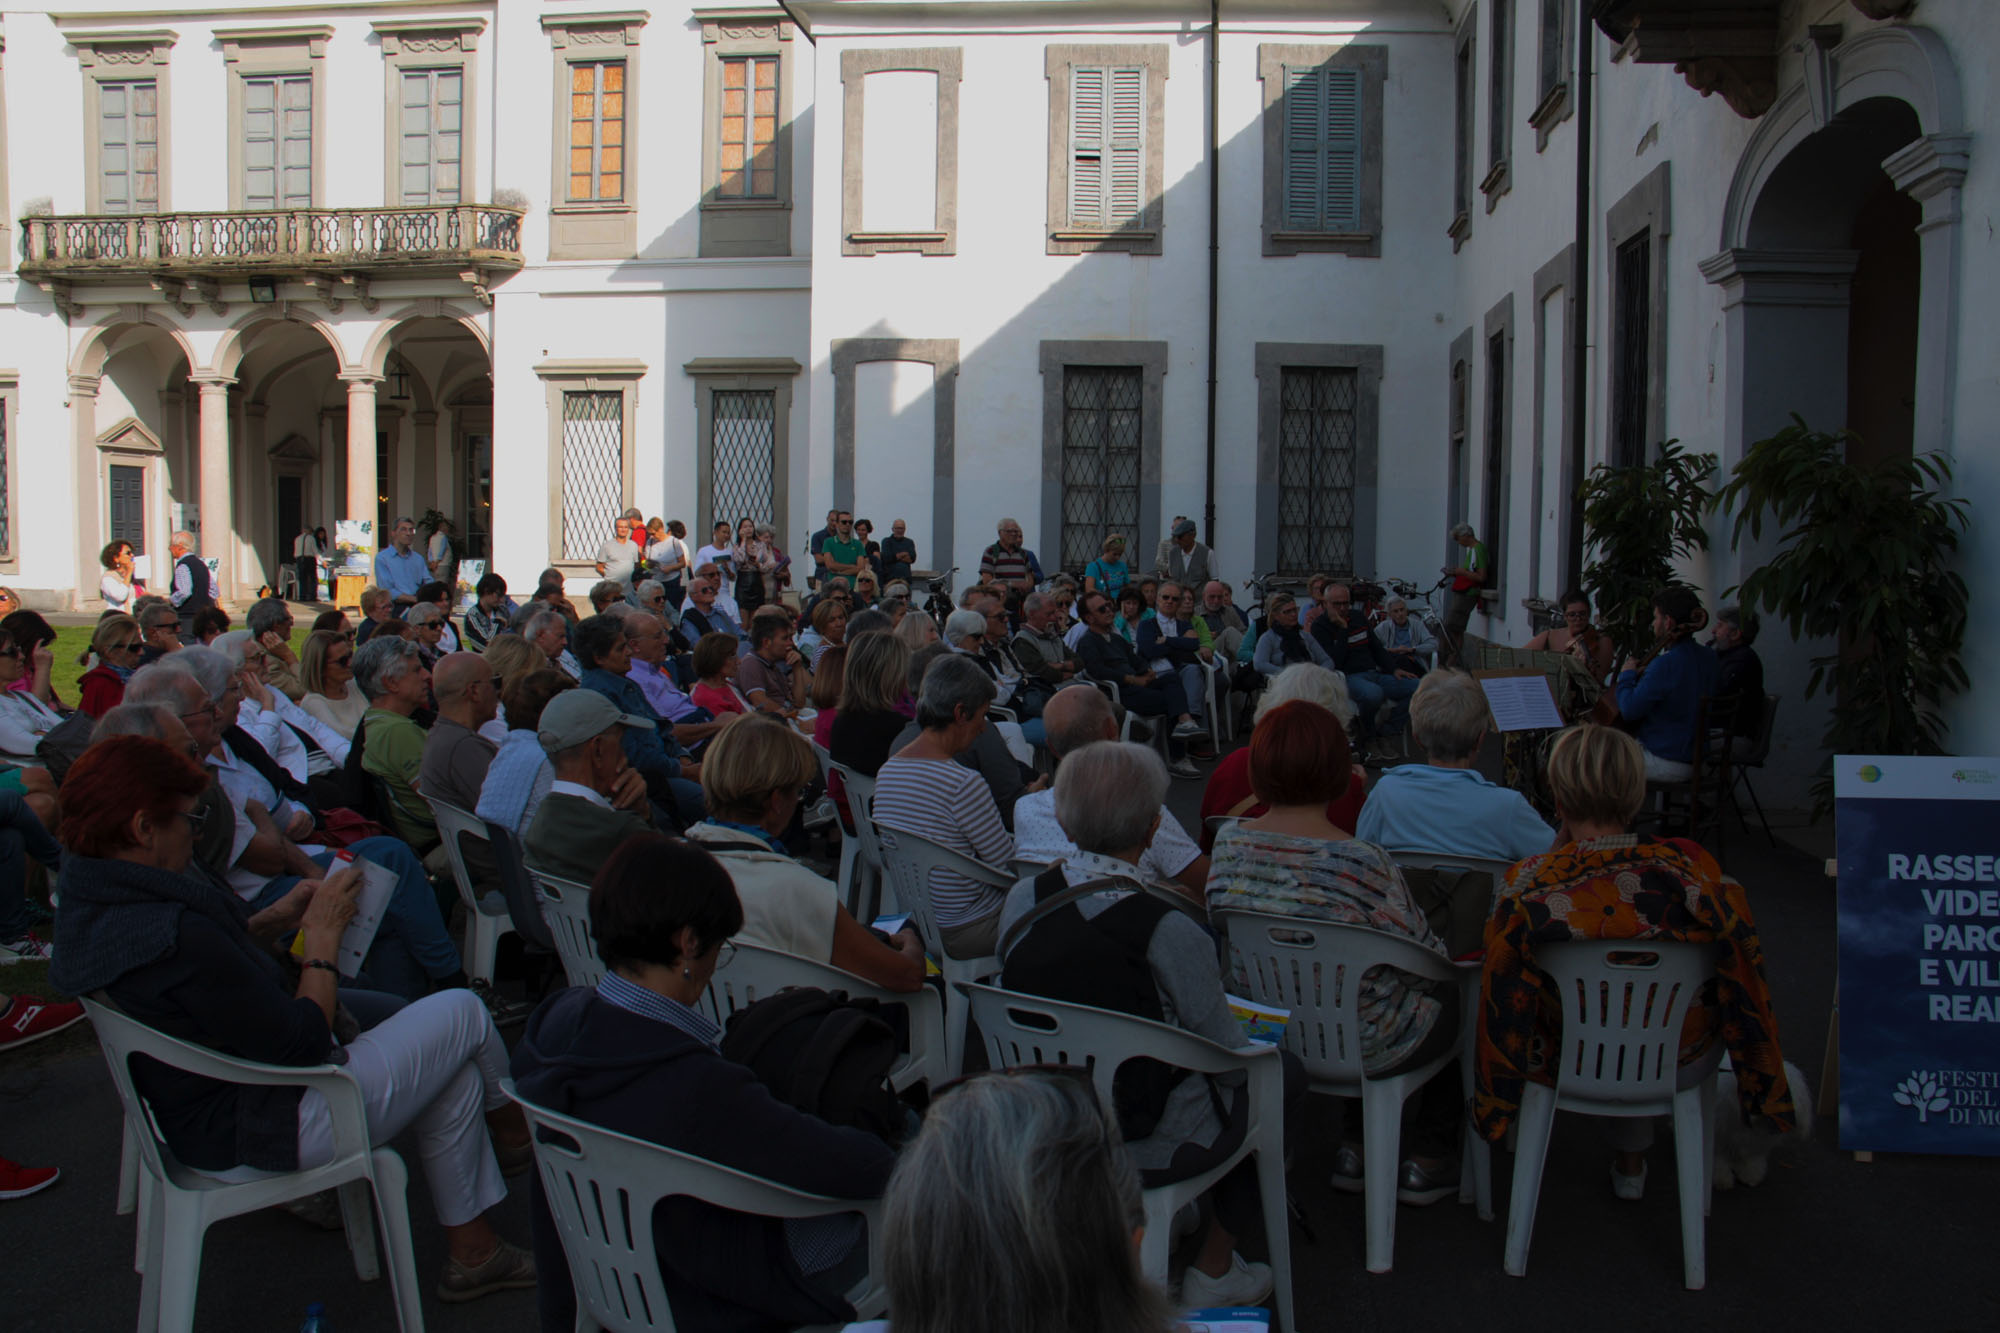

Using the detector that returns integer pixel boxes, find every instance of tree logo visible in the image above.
[1893,1072,1950,1123]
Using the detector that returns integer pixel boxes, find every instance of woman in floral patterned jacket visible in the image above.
[1474,722,1796,1198]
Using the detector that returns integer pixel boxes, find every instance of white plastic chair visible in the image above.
[827,760,890,922]
[705,941,947,1093]
[425,795,515,983]
[82,997,425,1333]
[507,1088,887,1332]
[1215,910,1490,1274]
[872,823,1010,1076]
[1503,939,1722,1290]
[529,868,607,987]
[1200,657,1230,743]
[957,982,1295,1333]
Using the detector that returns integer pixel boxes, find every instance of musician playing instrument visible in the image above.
[1523,591,1616,683]
[1613,586,1719,783]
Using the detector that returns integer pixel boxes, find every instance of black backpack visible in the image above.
[719,986,908,1146]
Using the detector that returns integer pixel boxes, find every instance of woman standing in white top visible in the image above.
[99,540,139,612]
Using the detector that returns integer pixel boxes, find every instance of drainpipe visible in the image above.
[1565,0,1594,588]
[1202,0,1220,550]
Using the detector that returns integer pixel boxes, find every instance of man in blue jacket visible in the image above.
[573,614,705,830]
[1614,586,1719,782]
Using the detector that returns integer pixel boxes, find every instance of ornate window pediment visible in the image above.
[96,416,164,454]
[269,432,317,462]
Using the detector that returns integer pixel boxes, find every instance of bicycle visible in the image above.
[922,566,959,630]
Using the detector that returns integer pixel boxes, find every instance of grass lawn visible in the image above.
[44,624,313,703]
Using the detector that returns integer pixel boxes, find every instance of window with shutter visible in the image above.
[1282,66,1362,232]
[99,81,161,216]
[568,60,626,202]
[399,69,464,206]
[1068,65,1144,231]
[1258,44,1383,256]
[243,75,313,210]
[718,55,781,200]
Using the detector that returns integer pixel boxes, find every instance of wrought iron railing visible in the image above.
[19,204,525,274]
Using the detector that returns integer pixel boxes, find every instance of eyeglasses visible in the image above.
[109,640,141,654]
[710,940,738,972]
[147,622,180,635]
[179,702,220,723]
[329,654,353,668]
[177,807,209,834]
[489,674,505,691]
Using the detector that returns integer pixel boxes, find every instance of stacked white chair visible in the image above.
[1214,910,1491,1274]
[424,795,515,983]
[824,755,890,922]
[871,823,1009,1076]
[529,868,607,987]
[957,982,1295,1333]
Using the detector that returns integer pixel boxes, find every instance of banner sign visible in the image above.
[1835,755,2000,1155]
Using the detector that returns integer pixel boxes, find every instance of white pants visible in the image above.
[1642,749,1693,783]
[297,989,511,1227]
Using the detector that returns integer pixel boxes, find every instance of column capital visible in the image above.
[1885,133,1971,204]
[339,371,386,388]
[189,375,236,397]
[67,373,101,397]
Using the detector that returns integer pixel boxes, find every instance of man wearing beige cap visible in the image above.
[1155,516,1213,589]
[523,690,654,883]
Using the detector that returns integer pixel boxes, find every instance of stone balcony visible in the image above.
[18,203,525,316]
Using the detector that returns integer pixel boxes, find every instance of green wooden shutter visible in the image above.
[1323,68,1362,230]
[1106,67,1143,228]
[1069,66,1105,227]
[1283,66,1362,231]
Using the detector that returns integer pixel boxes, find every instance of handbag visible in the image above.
[314,806,392,848]
[35,711,96,783]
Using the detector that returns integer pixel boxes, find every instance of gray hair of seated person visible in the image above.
[915,651,995,730]
[124,662,203,711]
[210,629,258,671]
[352,634,422,701]
[1409,668,1491,763]
[522,609,565,641]
[1054,741,1166,856]
[846,608,892,638]
[404,602,445,628]
[92,702,180,743]
[1254,661,1357,728]
[943,608,987,648]
[1450,522,1475,542]
[879,1070,1173,1333]
[245,597,291,638]
[159,645,233,704]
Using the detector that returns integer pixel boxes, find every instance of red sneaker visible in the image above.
[0,996,85,1053]
[0,1157,60,1200]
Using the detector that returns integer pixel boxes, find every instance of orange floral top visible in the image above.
[1473,834,1796,1142]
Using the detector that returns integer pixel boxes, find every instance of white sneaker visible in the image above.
[1181,1252,1273,1309]
[1610,1161,1647,1201]
[1168,758,1202,780]
[1171,719,1209,740]
[0,934,53,965]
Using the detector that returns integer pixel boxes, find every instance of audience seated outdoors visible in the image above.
[1134,581,1218,739]
[353,585,398,646]
[512,832,896,1331]
[420,652,502,815]
[844,1069,1179,1333]
[679,564,745,644]
[942,609,1046,755]
[406,602,450,668]
[0,757,62,964]
[1014,686,1209,897]
[691,630,752,718]
[76,614,143,719]
[1612,585,1719,783]
[828,631,916,778]
[475,669,574,836]
[739,608,816,722]
[137,600,185,665]
[1206,700,1463,1201]
[477,632,543,741]
[4,610,65,708]
[353,635,446,865]
[622,611,733,754]
[1074,590,1204,779]
[999,740,1285,1309]
[0,625,64,762]
[811,643,847,750]
[1373,596,1438,677]
[1309,581,1419,758]
[574,613,706,830]
[124,653,466,1001]
[213,631,351,805]
[48,736,539,1304]
[1355,669,1555,863]
[522,690,654,883]
[1199,663,1366,852]
[686,714,926,991]
[806,596,849,670]
[298,629,367,740]
[462,572,513,653]
[892,644,1043,825]
[246,597,308,702]
[893,607,939,654]
[523,609,582,681]
[1474,722,1797,1198]
[872,653,1015,958]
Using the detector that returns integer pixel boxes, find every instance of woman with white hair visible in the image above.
[212,630,350,788]
[941,607,1044,756]
[996,741,1276,1311]
[1197,661,1366,851]
[844,1070,1178,1333]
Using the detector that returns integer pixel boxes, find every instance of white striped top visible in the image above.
[872,755,1014,930]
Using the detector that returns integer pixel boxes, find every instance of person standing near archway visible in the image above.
[168,531,214,638]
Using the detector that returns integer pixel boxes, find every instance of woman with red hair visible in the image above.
[1205,699,1462,1203]
[50,736,540,1302]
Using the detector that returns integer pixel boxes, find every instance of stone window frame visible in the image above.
[684,357,802,546]
[839,48,963,256]
[217,26,333,211]
[1606,162,1671,468]
[1256,44,1386,258]
[0,39,10,272]
[534,359,646,572]
[829,340,961,562]
[1480,294,1514,611]
[69,29,177,215]
[1531,245,1578,595]
[541,11,648,262]
[1038,340,1167,568]
[1449,8,1476,252]
[1045,44,1170,257]
[1252,343,1381,580]
[1529,0,1574,153]
[0,371,16,569]
[373,18,485,208]
[1481,0,1513,212]
[1447,327,1474,551]
[696,8,796,259]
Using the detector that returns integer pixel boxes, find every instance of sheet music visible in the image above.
[1479,673,1565,732]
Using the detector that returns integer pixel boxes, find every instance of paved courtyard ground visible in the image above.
[4,738,1996,1331]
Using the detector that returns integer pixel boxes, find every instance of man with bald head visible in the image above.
[1009,684,1209,897]
[420,651,500,814]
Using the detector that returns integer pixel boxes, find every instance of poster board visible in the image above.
[456,559,486,613]
[334,519,375,578]
[1834,755,2000,1156]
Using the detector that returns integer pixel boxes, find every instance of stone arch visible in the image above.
[210,306,349,380]
[68,308,199,381]
[357,299,490,378]
[1718,23,1963,252]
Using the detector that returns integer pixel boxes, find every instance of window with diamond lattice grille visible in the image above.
[710,390,776,532]
[560,391,625,561]
[1059,367,1143,574]
[0,397,12,557]
[1275,367,1359,578]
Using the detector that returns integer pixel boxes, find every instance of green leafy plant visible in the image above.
[1713,416,1969,810]
[1577,440,1718,662]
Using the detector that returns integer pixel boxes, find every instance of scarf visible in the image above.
[51,853,277,1000]
[1272,622,1311,663]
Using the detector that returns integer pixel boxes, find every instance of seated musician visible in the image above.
[1522,591,1616,683]
[1613,587,1718,782]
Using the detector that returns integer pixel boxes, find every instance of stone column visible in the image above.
[68,373,101,610]
[190,373,237,603]
[340,372,384,530]
[412,410,440,517]
[1885,133,1972,461]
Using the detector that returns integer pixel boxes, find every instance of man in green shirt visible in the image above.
[1442,522,1488,667]
[353,634,443,867]
[820,511,867,581]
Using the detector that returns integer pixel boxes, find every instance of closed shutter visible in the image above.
[244,75,313,210]
[1069,66,1144,230]
[99,81,160,216]
[400,69,464,206]
[1283,66,1361,231]
[109,465,147,555]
